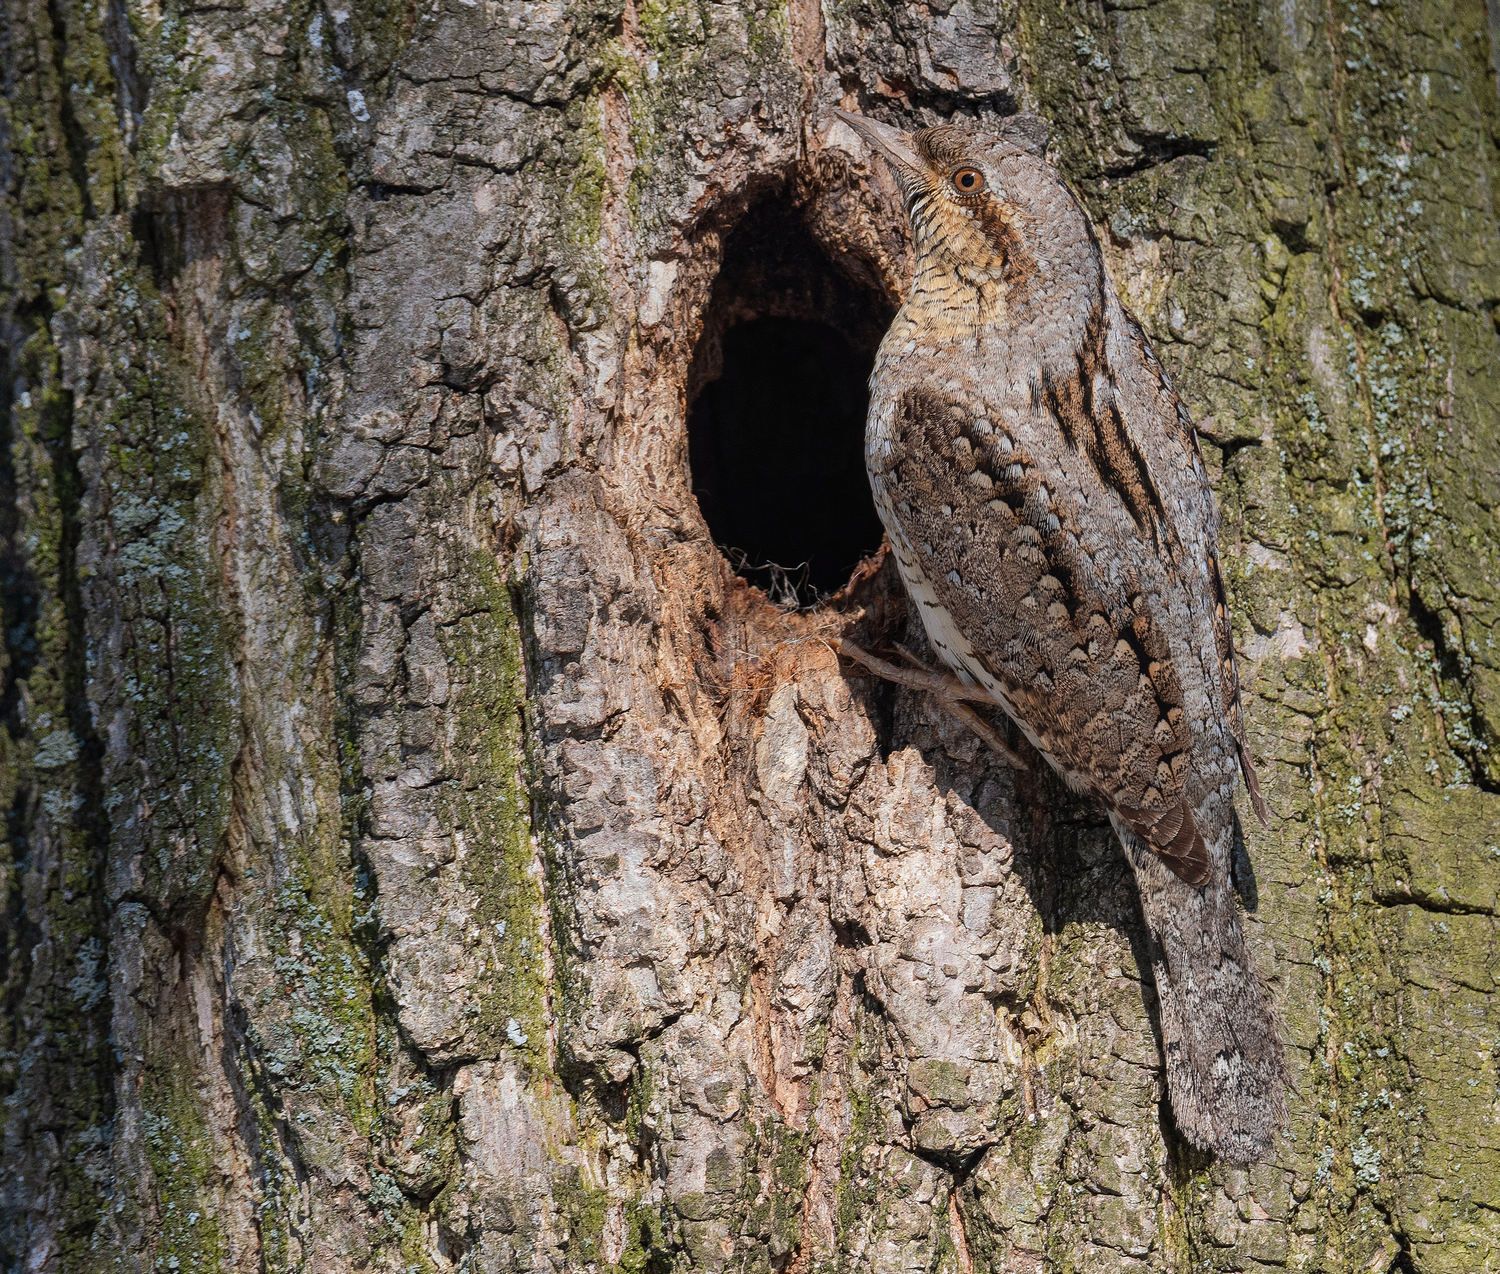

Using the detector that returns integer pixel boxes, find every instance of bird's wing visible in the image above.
[881,382,1210,884]
[1122,316,1269,825]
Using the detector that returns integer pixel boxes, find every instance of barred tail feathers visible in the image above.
[1114,817,1287,1163]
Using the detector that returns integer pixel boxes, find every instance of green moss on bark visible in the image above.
[437,549,550,1060]
[140,1054,230,1274]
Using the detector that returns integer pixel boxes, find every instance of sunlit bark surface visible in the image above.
[1,0,1497,1269]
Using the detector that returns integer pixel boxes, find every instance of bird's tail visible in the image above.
[1114,819,1288,1163]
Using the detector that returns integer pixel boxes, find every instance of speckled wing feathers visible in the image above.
[1126,316,1270,824]
[878,382,1211,884]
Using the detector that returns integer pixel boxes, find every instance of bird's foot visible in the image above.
[836,639,991,701]
[836,639,1028,770]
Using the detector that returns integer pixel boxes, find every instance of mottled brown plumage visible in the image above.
[837,108,1286,1162]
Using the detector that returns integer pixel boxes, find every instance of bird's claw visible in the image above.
[836,638,1028,769]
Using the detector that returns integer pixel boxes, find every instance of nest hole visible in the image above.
[687,192,892,608]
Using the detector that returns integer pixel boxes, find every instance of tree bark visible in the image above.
[2,0,1497,1270]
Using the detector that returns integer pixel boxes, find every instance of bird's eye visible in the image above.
[950,167,986,194]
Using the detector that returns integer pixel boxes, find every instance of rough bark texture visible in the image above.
[1,0,1497,1271]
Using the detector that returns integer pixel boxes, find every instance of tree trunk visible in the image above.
[2,0,1497,1269]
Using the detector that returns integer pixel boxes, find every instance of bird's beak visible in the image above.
[834,108,923,176]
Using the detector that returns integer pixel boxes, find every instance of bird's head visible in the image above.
[836,109,1082,302]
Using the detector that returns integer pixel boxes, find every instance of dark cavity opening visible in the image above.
[687,194,892,608]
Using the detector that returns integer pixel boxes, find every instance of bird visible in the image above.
[834,107,1287,1163]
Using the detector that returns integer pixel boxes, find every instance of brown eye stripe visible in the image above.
[951,167,985,194]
